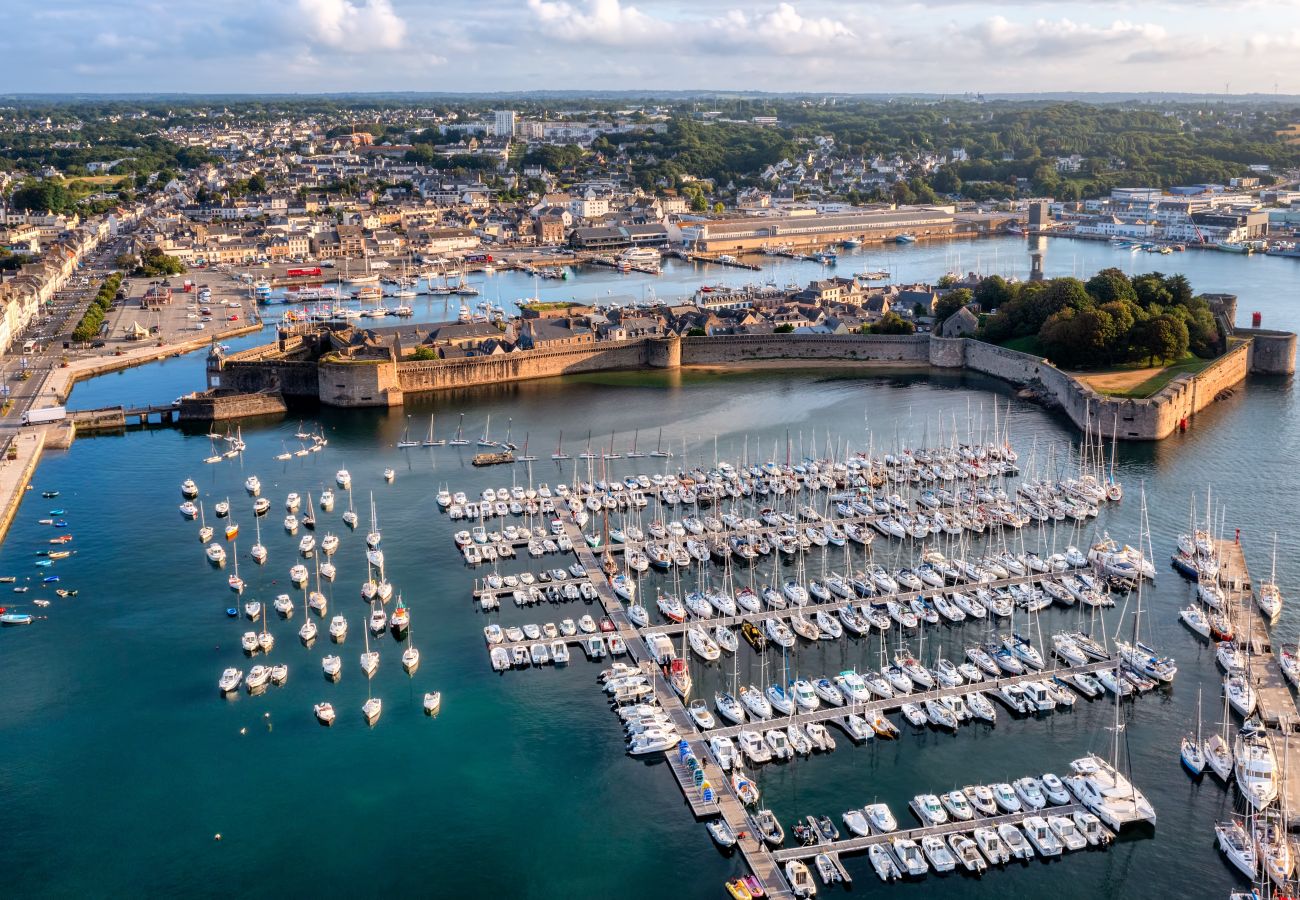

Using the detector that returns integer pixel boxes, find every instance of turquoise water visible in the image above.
[1,236,1297,898]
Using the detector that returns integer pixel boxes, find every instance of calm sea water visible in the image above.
[2,237,1297,898]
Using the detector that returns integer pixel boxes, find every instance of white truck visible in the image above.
[20,406,66,426]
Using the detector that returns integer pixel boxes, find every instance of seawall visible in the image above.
[932,335,1255,439]
[210,330,1292,440]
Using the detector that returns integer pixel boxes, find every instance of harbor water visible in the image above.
[1,236,1298,897]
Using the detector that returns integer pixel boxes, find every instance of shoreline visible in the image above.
[0,320,265,544]
[679,360,931,373]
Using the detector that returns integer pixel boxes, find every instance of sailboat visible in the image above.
[1204,686,1234,781]
[478,415,495,448]
[626,428,646,458]
[342,487,358,529]
[251,513,268,564]
[1181,688,1206,775]
[517,432,537,462]
[227,541,245,593]
[360,608,379,678]
[366,493,381,549]
[1258,533,1283,622]
[197,502,213,544]
[400,600,419,674]
[299,581,317,645]
[552,430,570,461]
[423,414,444,447]
[650,427,672,458]
[223,500,239,541]
[449,413,470,446]
[397,416,420,449]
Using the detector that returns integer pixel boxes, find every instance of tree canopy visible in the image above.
[981,268,1222,368]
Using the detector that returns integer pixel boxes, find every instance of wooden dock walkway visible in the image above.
[771,803,1089,862]
[558,505,796,899]
[1216,538,1300,823]
[702,658,1116,741]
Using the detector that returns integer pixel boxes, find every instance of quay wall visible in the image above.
[178,391,288,422]
[934,335,1253,439]
[680,333,930,365]
[395,338,655,394]
[212,328,1287,439]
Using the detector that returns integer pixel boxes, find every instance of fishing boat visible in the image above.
[313,702,336,726]
[423,691,441,715]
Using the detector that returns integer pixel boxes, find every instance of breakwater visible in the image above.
[207,328,1294,440]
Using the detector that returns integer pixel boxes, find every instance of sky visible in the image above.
[4,0,1300,95]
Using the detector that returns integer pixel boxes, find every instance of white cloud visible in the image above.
[707,3,855,54]
[525,0,668,44]
[524,0,854,55]
[296,0,407,51]
[962,16,1168,57]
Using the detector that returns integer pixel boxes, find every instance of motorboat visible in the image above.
[998,822,1034,859]
[1023,816,1063,856]
[864,802,897,833]
[910,793,947,826]
[868,844,901,881]
[921,834,957,872]
[218,667,242,693]
[949,833,986,873]
[1235,722,1279,810]
[891,838,928,877]
[964,783,999,816]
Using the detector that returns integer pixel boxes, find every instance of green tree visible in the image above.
[1085,268,1137,304]
[248,172,268,193]
[11,180,70,213]
[774,323,795,333]
[1138,313,1189,365]
[973,275,1013,311]
[690,193,708,213]
[868,312,916,335]
[933,288,973,326]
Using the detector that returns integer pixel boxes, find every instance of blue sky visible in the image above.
[4,0,1299,94]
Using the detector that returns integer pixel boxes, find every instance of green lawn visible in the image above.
[1100,356,1212,398]
[1001,335,1043,356]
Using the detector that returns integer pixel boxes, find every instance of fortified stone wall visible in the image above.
[395,339,653,394]
[956,336,1252,439]
[218,359,320,397]
[681,333,930,364]
[320,358,404,407]
[1240,329,1297,375]
[179,391,288,422]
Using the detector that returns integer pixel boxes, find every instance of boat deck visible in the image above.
[702,657,1117,741]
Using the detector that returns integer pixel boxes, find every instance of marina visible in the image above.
[447,433,1165,895]
[6,235,1300,898]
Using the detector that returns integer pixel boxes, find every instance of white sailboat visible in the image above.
[342,486,358,529]
[250,511,267,564]
[197,501,213,544]
[423,414,444,447]
[397,416,420,448]
[402,603,420,675]
[360,610,379,678]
